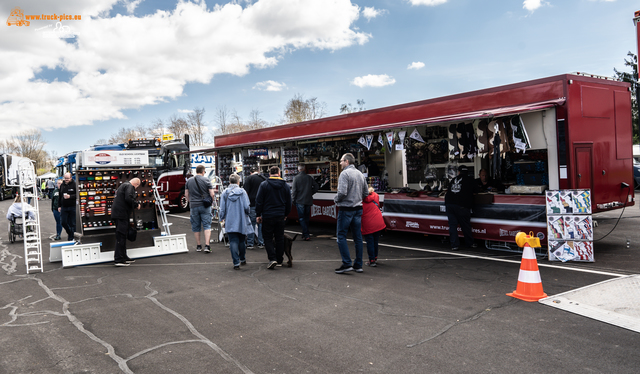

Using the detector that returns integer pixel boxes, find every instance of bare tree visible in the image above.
[108,127,139,144]
[307,97,327,120]
[148,118,168,137]
[186,107,207,146]
[340,99,366,114]
[283,93,327,124]
[5,129,52,173]
[213,105,230,135]
[168,114,190,139]
[247,109,268,130]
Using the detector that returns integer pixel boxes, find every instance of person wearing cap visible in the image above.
[444,165,477,250]
[244,166,267,249]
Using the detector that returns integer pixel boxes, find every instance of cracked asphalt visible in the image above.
[1,198,639,373]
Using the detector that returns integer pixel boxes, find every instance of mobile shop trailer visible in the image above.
[210,73,634,246]
[50,149,188,267]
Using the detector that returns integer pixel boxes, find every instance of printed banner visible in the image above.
[386,132,394,153]
[546,189,593,262]
[398,130,406,145]
[365,134,374,150]
[409,128,425,143]
[378,133,385,146]
[358,135,367,148]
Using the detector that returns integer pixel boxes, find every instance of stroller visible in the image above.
[8,215,24,243]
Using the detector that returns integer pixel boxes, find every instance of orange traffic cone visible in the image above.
[506,242,547,302]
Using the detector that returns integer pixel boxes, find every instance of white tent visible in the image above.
[37,172,57,180]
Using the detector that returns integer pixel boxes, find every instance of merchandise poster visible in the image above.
[546,189,594,262]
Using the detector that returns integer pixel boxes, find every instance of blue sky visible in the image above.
[1,0,638,157]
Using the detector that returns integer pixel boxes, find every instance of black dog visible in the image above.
[283,233,298,267]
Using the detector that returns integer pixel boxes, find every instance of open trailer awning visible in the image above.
[199,97,565,154]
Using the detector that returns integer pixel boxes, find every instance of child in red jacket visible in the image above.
[361,187,386,266]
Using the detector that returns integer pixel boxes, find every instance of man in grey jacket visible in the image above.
[333,153,369,274]
[291,164,319,241]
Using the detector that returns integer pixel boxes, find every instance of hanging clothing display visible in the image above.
[448,123,459,159]
[510,115,531,153]
[464,122,478,160]
[476,119,490,158]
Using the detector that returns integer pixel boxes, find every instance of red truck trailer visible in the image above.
[209,73,634,246]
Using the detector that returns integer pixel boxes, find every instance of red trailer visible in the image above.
[211,73,634,246]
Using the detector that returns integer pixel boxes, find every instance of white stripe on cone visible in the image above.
[522,245,536,260]
[518,269,542,284]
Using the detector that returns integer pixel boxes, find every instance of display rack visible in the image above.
[76,168,160,251]
[283,147,299,183]
[330,161,339,191]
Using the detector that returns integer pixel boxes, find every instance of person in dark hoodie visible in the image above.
[219,173,252,270]
[111,177,140,267]
[243,167,267,249]
[255,166,291,269]
[51,179,62,240]
[444,165,477,250]
[58,173,77,241]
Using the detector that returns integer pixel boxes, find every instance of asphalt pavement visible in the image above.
[1,197,639,374]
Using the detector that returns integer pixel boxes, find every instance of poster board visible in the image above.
[546,189,594,262]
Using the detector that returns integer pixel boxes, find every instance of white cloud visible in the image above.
[362,7,386,21]
[0,0,369,138]
[351,74,396,88]
[124,0,144,14]
[407,62,425,70]
[408,0,448,6]
[253,80,287,91]
[523,0,544,12]
[177,109,194,113]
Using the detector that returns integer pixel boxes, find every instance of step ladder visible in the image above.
[151,179,172,236]
[18,160,43,273]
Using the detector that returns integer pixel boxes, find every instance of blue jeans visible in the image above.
[336,209,363,268]
[190,205,212,232]
[296,204,311,239]
[446,204,474,248]
[53,210,62,236]
[228,233,246,267]
[60,206,76,241]
[247,206,263,246]
[364,230,381,261]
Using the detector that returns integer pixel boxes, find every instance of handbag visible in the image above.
[195,176,213,208]
[127,226,137,242]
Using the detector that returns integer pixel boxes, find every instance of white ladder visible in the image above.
[151,179,172,236]
[18,160,43,273]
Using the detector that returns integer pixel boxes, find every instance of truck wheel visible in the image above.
[176,191,189,212]
[0,190,4,201]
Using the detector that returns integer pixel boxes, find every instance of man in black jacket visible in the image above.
[111,178,140,266]
[58,173,77,241]
[243,167,266,248]
[444,166,477,250]
[256,166,291,269]
[291,164,318,241]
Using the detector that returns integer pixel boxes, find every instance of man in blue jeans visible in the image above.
[185,165,215,253]
[333,153,369,274]
[243,167,266,248]
[291,164,318,241]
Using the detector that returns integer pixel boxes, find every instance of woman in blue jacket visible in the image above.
[220,173,253,269]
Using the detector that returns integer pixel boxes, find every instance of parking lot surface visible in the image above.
[1,198,639,373]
